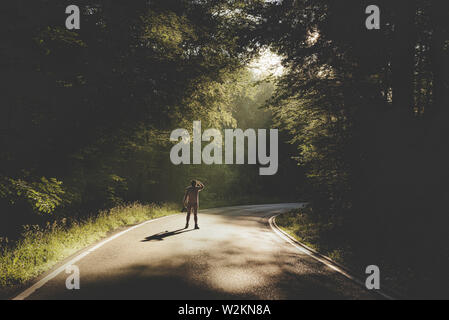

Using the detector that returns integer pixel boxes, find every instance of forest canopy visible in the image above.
[1,0,301,236]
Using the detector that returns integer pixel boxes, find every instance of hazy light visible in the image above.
[306,29,320,46]
[248,49,284,79]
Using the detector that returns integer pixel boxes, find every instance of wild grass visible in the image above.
[0,202,178,287]
[275,207,351,265]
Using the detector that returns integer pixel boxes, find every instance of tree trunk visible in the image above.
[391,0,417,111]
[430,1,449,111]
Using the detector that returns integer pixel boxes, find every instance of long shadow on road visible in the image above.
[142,229,195,242]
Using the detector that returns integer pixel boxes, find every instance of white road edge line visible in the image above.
[12,214,180,300]
[268,214,395,300]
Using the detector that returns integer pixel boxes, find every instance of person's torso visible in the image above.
[186,187,200,204]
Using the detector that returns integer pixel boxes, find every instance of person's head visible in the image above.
[190,180,196,187]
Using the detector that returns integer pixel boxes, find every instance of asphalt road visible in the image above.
[21,203,380,300]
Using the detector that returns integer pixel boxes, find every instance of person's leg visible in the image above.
[186,204,192,228]
[193,203,199,228]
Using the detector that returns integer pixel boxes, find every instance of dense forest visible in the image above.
[0,0,302,238]
[1,0,448,297]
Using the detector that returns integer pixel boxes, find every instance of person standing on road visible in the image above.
[183,180,204,230]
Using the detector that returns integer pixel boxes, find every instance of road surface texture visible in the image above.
[23,203,380,300]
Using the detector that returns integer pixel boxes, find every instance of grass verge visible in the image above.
[0,202,178,288]
[275,207,352,264]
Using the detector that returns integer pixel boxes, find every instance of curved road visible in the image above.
[21,203,379,300]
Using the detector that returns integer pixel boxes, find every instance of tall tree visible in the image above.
[391,0,417,111]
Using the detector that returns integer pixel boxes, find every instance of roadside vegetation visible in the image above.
[276,208,349,263]
[276,208,447,299]
[0,203,178,288]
